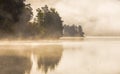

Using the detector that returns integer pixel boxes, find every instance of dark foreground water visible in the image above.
[0,38,120,74]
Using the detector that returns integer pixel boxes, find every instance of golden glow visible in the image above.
[0,39,120,74]
[27,0,120,36]
[30,53,40,74]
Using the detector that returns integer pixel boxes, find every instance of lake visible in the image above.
[0,37,120,74]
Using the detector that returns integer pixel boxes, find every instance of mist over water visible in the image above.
[1,0,120,74]
[0,38,120,74]
[27,0,120,36]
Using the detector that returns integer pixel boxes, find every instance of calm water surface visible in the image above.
[0,38,120,74]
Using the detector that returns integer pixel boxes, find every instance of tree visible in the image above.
[78,25,84,37]
[63,24,84,37]
[15,4,33,37]
[35,5,63,39]
[0,0,33,38]
[0,0,25,33]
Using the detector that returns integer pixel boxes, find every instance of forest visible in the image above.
[0,0,84,39]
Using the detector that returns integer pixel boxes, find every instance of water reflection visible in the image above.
[0,39,120,74]
[32,45,63,74]
[0,45,63,74]
[0,55,31,74]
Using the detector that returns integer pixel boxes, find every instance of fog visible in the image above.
[0,39,120,74]
[27,0,120,36]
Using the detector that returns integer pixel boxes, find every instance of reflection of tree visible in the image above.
[0,45,63,74]
[0,55,31,74]
[34,45,63,74]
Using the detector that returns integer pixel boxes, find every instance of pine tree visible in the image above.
[35,5,63,39]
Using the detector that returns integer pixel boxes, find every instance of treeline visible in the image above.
[0,0,33,38]
[28,5,63,39]
[0,0,84,39]
[63,25,84,37]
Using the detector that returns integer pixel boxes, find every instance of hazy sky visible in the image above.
[27,0,120,36]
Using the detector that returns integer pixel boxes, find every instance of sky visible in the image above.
[26,0,120,36]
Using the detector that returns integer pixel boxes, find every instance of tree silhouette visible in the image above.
[15,4,33,37]
[35,5,63,39]
[63,24,84,37]
[0,0,33,38]
[0,0,25,33]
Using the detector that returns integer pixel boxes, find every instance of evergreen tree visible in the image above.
[35,5,63,39]
[0,0,25,33]
[63,24,84,37]
[0,0,33,38]
[15,4,33,37]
